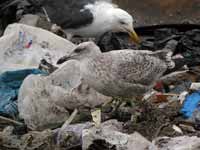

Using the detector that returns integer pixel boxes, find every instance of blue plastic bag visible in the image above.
[0,69,46,117]
[181,91,200,118]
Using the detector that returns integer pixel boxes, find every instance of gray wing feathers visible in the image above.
[110,51,167,85]
[41,0,94,29]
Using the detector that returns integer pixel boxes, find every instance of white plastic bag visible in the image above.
[0,23,75,73]
[18,60,111,130]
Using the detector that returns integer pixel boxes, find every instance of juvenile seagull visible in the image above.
[57,42,175,98]
[41,0,140,43]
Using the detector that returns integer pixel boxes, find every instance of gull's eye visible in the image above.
[74,48,84,53]
[120,21,126,25]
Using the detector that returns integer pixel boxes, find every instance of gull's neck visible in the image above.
[80,50,102,63]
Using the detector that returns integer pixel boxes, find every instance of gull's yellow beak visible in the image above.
[127,28,141,44]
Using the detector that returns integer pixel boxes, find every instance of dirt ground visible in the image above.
[113,0,200,26]
[100,98,193,141]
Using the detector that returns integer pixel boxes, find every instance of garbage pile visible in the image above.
[1,1,200,150]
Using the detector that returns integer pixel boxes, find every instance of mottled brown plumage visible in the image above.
[57,42,174,98]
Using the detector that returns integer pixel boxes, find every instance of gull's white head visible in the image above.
[84,1,140,44]
[110,8,140,44]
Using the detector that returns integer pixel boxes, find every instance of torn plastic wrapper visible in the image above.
[181,91,200,118]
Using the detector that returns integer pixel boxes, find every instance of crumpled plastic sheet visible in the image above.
[18,60,110,130]
[0,23,75,74]
[0,69,46,118]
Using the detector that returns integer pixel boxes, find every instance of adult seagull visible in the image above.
[40,0,140,43]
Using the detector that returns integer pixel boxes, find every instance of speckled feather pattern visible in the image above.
[80,50,168,97]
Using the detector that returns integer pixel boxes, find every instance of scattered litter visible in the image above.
[142,90,157,101]
[57,122,93,149]
[91,109,101,128]
[172,125,183,134]
[153,136,200,150]
[128,132,153,150]
[170,81,192,94]
[82,121,153,150]
[19,14,41,27]
[82,120,128,150]
[190,83,200,91]
[57,109,78,146]
[0,126,56,150]
[1,1,200,149]
[179,124,196,133]
[0,115,24,126]
[154,93,179,103]
[178,91,189,104]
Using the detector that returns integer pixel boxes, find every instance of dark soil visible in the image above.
[123,100,182,140]
[102,98,200,141]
